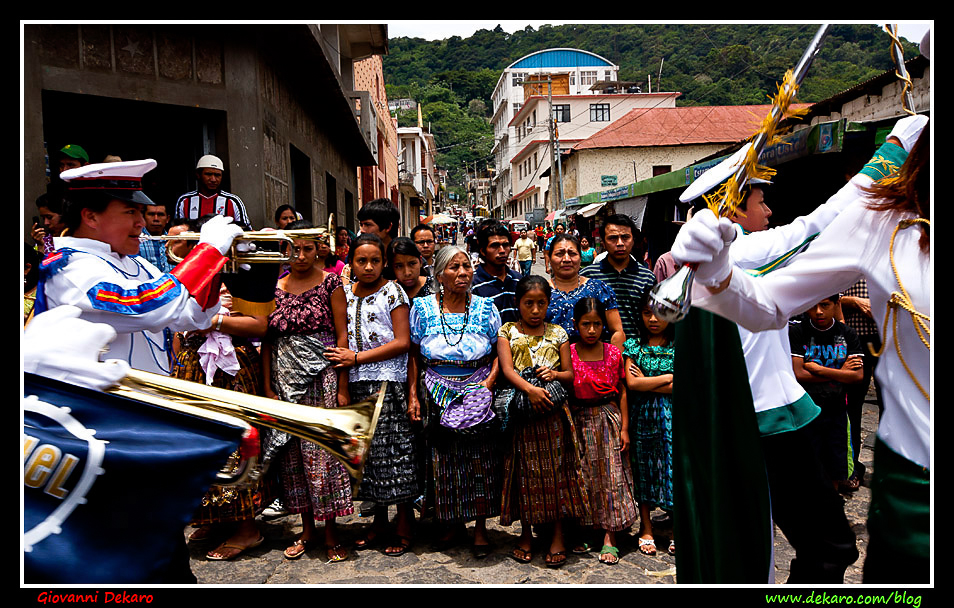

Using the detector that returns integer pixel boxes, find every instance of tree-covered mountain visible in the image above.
[383,23,921,194]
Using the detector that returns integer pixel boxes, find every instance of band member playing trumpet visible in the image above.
[36,159,243,375]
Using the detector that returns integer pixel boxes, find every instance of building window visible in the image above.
[553,104,570,123]
[512,72,526,86]
[581,70,597,85]
[590,103,610,122]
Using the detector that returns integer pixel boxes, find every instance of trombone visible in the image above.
[106,368,384,490]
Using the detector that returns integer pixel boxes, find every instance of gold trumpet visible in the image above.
[149,214,338,271]
[106,368,384,490]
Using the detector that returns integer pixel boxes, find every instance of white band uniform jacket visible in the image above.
[40,236,218,375]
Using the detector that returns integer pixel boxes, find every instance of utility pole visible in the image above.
[523,75,557,216]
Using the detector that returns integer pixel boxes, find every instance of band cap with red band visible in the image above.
[60,159,158,207]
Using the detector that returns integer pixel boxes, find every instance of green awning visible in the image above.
[571,118,852,205]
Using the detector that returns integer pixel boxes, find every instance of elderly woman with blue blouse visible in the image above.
[408,245,503,557]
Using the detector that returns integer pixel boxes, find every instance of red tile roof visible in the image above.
[572,104,810,150]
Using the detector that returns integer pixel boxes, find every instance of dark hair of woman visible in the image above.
[515,274,551,304]
[284,219,341,266]
[387,236,423,266]
[634,291,676,344]
[274,204,297,224]
[863,127,930,253]
[548,232,580,254]
[573,296,607,325]
[348,232,387,264]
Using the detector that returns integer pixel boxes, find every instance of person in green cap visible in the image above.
[57,144,89,175]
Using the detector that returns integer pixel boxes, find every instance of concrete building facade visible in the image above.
[23,23,387,236]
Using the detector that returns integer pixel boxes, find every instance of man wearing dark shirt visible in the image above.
[470,220,520,324]
[580,214,656,343]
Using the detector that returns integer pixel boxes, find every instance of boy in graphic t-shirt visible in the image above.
[789,295,864,492]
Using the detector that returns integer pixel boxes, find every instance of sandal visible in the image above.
[599,545,620,565]
[353,529,384,551]
[207,535,264,561]
[572,541,593,555]
[188,526,213,542]
[326,543,349,563]
[510,546,533,564]
[544,550,567,568]
[668,540,675,556]
[384,535,413,557]
[282,538,313,560]
[638,537,657,556]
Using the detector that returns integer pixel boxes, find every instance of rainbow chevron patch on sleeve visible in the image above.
[86,276,183,315]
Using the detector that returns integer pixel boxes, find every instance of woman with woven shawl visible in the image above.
[262,224,353,563]
[408,245,502,557]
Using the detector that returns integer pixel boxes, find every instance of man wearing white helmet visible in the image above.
[174,154,250,226]
[37,159,243,375]
[672,113,927,583]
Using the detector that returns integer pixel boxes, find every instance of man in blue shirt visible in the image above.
[138,202,171,273]
[471,220,521,324]
[580,214,656,342]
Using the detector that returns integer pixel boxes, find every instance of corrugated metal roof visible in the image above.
[510,48,614,70]
[572,104,810,150]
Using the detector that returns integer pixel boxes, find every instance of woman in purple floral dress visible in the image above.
[263,229,352,563]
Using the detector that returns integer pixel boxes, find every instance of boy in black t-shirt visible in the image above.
[790,295,864,492]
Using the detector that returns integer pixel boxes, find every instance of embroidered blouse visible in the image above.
[410,294,501,377]
[346,280,409,382]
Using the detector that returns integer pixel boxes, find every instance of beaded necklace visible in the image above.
[438,288,470,346]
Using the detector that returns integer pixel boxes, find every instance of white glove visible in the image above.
[888,114,928,152]
[24,305,130,391]
[670,209,738,287]
[198,214,244,256]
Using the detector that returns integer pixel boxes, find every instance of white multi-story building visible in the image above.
[491,48,621,220]
[490,48,678,223]
[397,126,437,232]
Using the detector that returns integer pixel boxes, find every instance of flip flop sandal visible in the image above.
[282,538,313,560]
[545,550,567,568]
[188,526,213,542]
[207,535,264,561]
[572,541,593,555]
[638,537,657,556]
[326,544,349,563]
[510,546,533,563]
[599,545,620,565]
[384,535,413,557]
[354,529,384,551]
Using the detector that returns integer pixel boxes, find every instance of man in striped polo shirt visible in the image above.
[471,219,520,324]
[173,155,251,227]
[580,213,656,342]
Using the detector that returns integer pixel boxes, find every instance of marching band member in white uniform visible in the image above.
[35,159,243,375]
[671,123,930,583]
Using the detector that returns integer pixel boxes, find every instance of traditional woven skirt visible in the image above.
[173,337,276,525]
[631,393,674,511]
[419,365,503,523]
[277,359,354,521]
[500,405,590,526]
[574,401,639,531]
[351,380,421,505]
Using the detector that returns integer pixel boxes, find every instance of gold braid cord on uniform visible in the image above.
[884,24,917,117]
[869,218,930,401]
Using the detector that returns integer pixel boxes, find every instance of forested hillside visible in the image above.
[383,23,921,194]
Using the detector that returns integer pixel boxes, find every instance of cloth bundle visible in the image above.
[496,366,569,423]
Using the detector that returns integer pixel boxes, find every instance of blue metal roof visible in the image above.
[509,48,614,70]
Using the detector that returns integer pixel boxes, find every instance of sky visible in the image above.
[385,20,932,48]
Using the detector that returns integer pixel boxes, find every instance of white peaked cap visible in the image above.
[679,143,771,203]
